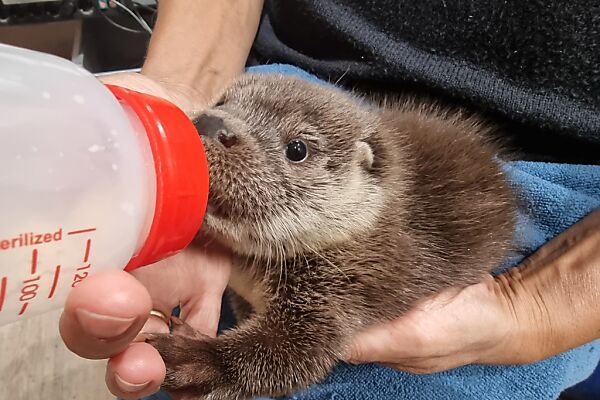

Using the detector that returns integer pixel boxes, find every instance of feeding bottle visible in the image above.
[0,44,209,326]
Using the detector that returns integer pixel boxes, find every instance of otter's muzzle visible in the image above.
[194,114,238,148]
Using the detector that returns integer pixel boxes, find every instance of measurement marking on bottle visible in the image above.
[72,266,91,287]
[48,265,61,299]
[18,302,28,316]
[23,276,40,284]
[84,239,91,262]
[0,277,6,312]
[31,248,38,274]
[71,235,95,288]
[67,228,97,236]
[20,276,40,302]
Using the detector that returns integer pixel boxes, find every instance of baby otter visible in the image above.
[148,73,516,400]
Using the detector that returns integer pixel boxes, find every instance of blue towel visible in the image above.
[141,64,600,400]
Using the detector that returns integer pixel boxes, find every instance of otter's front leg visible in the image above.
[148,303,345,400]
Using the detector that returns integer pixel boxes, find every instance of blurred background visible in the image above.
[0,0,155,73]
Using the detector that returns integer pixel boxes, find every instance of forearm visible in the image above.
[495,207,600,364]
[142,0,264,106]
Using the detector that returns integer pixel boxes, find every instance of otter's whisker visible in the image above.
[306,243,350,283]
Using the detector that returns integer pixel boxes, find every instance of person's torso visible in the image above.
[250,0,600,163]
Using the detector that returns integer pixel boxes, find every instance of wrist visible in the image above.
[141,37,237,110]
[139,70,215,112]
[460,273,544,366]
[488,268,553,365]
[486,209,600,365]
[140,45,231,111]
[139,0,263,111]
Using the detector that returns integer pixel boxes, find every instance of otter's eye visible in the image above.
[286,140,308,163]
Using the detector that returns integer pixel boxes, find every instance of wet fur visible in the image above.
[147,74,516,399]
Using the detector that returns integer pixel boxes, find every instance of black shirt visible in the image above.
[250,0,600,163]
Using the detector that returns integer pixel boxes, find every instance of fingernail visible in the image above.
[114,373,151,393]
[75,308,136,339]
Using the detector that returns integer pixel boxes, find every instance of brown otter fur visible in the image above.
[147,73,516,400]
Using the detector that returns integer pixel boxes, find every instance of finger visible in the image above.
[381,361,457,375]
[177,243,231,336]
[59,270,152,360]
[99,72,202,112]
[345,313,446,364]
[132,245,231,338]
[380,362,440,375]
[345,310,441,364]
[380,352,478,375]
[128,258,192,337]
[105,342,165,399]
[345,324,402,364]
[99,73,159,95]
[180,295,223,338]
[137,312,171,340]
[179,283,226,338]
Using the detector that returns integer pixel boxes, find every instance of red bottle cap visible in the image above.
[105,85,209,272]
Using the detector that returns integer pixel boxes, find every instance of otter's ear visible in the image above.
[356,141,374,170]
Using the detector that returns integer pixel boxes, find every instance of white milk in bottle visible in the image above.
[0,44,209,326]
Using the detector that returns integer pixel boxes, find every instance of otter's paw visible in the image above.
[146,325,222,398]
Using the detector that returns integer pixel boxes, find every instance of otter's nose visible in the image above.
[194,114,238,148]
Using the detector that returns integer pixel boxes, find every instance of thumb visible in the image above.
[177,244,231,337]
[345,324,403,364]
[345,302,438,365]
[178,283,226,338]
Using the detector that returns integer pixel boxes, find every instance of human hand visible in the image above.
[99,71,212,114]
[346,207,600,374]
[59,243,232,399]
[345,275,520,374]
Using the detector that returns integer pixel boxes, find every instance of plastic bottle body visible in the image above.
[0,44,157,325]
